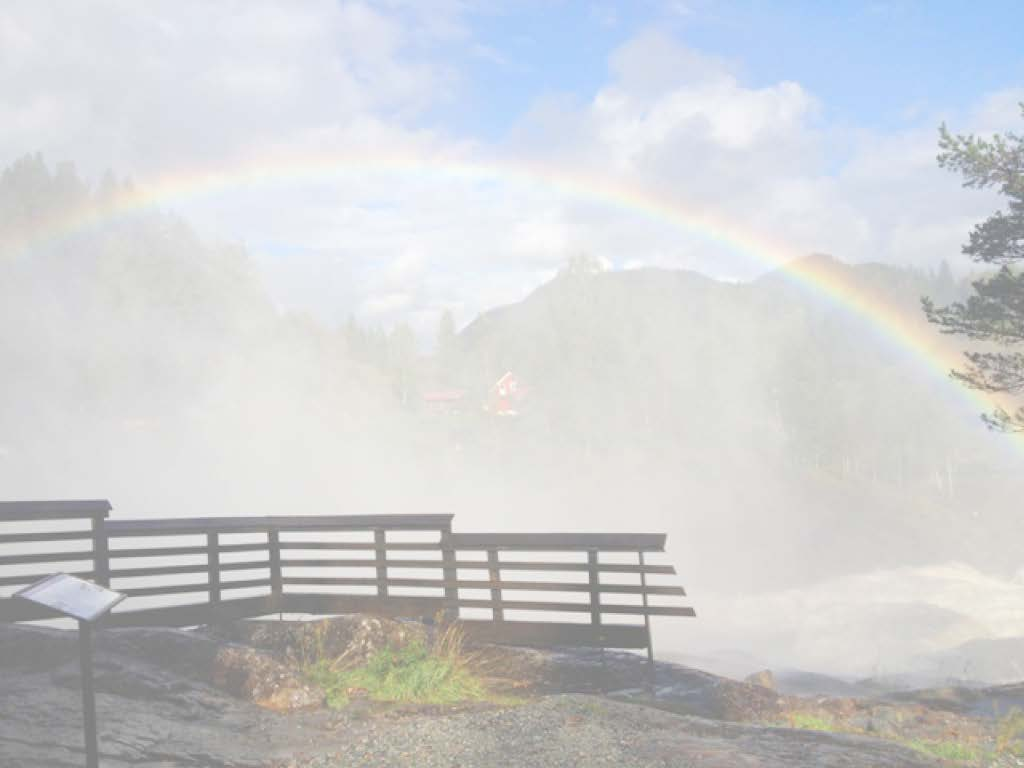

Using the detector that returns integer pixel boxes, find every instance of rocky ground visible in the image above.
[274,695,935,768]
[0,617,1018,767]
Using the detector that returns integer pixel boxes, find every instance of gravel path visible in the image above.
[281,695,938,768]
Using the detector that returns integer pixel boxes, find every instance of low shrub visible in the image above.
[304,622,488,708]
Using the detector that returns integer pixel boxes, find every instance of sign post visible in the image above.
[15,573,125,768]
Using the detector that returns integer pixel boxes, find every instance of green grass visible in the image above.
[900,708,1024,765]
[777,706,1024,766]
[903,738,991,764]
[303,625,489,709]
[785,713,838,732]
[782,715,992,765]
[996,708,1024,756]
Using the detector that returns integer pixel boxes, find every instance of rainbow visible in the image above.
[2,148,1019,443]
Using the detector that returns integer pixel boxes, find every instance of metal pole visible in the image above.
[78,620,99,768]
[639,551,655,694]
[588,549,607,693]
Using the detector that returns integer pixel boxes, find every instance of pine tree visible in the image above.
[922,104,1024,431]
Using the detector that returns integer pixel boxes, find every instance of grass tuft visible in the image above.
[903,738,991,764]
[784,712,837,732]
[304,622,489,709]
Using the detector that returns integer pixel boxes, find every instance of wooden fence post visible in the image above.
[268,530,282,598]
[440,524,458,622]
[587,549,601,625]
[91,514,110,588]
[374,528,388,598]
[487,548,503,623]
[207,532,221,604]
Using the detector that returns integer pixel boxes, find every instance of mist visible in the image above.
[3,154,1023,682]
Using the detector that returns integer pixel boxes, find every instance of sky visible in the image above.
[1,0,1023,337]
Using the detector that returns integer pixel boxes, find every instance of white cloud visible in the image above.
[502,32,1018,283]
[1,4,1020,335]
[0,0,456,176]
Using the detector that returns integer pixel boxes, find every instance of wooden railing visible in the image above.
[0,500,111,622]
[441,533,693,651]
[0,501,693,659]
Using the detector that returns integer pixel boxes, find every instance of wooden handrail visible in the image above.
[103,514,454,536]
[0,499,111,521]
[443,532,667,551]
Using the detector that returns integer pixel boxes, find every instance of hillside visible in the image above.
[445,261,1024,591]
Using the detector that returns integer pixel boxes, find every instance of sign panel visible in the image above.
[14,573,125,622]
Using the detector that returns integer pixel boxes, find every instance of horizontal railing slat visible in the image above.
[108,545,209,559]
[108,544,269,559]
[281,575,683,596]
[282,576,388,587]
[104,514,453,536]
[119,583,212,597]
[0,570,94,587]
[445,533,667,551]
[105,596,278,628]
[454,599,695,617]
[0,550,95,566]
[0,531,94,545]
[218,543,272,554]
[284,592,446,618]
[472,560,676,575]
[280,558,395,568]
[278,542,376,551]
[110,561,269,579]
[119,578,272,598]
[279,558,674,575]
[110,543,268,557]
[450,580,686,596]
[219,578,273,591]
[110,563,209,578]
[278,541,441,551]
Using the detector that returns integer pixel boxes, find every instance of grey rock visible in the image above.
[0,622,941,768]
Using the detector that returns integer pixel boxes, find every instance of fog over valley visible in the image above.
[3,154,1023,680]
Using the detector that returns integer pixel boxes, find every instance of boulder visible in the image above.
[212,645,323,712]
[205,615,429,669]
